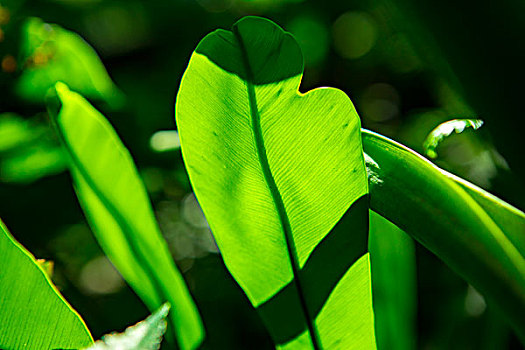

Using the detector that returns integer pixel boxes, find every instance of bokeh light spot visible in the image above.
[79,256,125,295]
[1,55,17,73]
[332,11,377,59]
[359,83,400,123]
[150,130,180,152]
[464,285,486,317]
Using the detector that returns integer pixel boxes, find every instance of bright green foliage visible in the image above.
[83,303,170,350]
[369,211,416,350]
[0,219,93,349]
[1,142,66,183]
[0,113,61,182]
[177,17,375,349]
[0,114,46,153]
[423,119,484,158]
[442,171,525,258]
[47,83,204,350]
[0,113,67,183]
[362,129,525,339]
[16,18,123,107]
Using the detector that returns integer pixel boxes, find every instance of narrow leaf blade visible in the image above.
[369,211,417,350]
[362,129,525,338]
[47,82,204,350]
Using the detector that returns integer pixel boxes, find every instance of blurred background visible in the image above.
[0,0,523,349]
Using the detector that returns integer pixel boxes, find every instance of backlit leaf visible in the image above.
[176,16,375,349]
[423,118,484,158]
[47,82,204,350]
[0,219,93,349]
[0,113,68,183]
[0,113,46,153]
[362,129,525,338]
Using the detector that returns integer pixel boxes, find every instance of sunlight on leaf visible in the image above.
[177,16,375,349]
[362,129,525,338]
[0,219,93,349]
[47,82,204,350]
[0,143,67,183]
[423,118,484,159]
[0,113,67,183]
[83,303,170,350]
[0,113,46,153]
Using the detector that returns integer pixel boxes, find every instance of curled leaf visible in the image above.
[423,118,484,158]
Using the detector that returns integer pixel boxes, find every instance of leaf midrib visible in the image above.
[232,26,321,349]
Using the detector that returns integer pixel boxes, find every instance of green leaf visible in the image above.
[47,82,204,350]
[0,141,67,183]
[176,16,375,349]
[83,303,170,350]
[362,129,525,339]
[369,211,416,350]
[0,219,93,349]
[0,113,46,153]
[16,18,124,107]
[423,118,484,158]
[442,170,525,258]
[0,113,68,183]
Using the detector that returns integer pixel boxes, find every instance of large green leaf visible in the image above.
[16,18,123,107]
[176,16,375,349]
[0,219,93,349]
[369,211,416,350]
[47,82,204,350]
[362,129,525,339]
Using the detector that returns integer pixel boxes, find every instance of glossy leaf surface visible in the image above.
[177,17,375,349]
[0,219,93,349]
[362,129,525,338]
[369,211,416,350]
[47,83,204,350]
[84,303,169,350]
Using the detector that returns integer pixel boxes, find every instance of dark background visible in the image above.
[0,0,523,348]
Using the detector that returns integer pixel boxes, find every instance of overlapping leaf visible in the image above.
[47,83,204,350]
[0,219,93,349]
[362,129,525,338]
[369,211,416,350]
[177,17,375,349]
